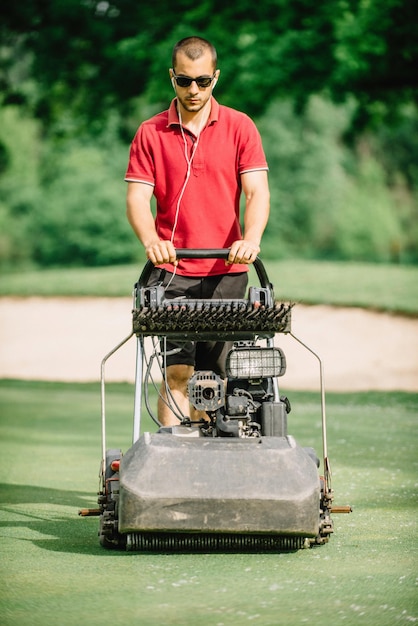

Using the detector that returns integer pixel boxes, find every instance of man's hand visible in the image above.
[145,240,177,266]
[226,240,260,265]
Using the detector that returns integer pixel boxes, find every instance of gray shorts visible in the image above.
[147,268,248,376]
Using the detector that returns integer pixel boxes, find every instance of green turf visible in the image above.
[0,380,416,625]
[1,259,418,315]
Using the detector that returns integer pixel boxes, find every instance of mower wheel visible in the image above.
[104,448,122,482]
[98,448,126,549]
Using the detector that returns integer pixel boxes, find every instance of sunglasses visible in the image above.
[172,73,216,88]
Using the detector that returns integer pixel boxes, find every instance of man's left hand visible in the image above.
[226,240,260,265]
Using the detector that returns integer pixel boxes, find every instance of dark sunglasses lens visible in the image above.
[196,77,212,88]
[175,76,213,88]
[176,76,193,87]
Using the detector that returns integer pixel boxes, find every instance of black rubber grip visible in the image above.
[137,248,272,290]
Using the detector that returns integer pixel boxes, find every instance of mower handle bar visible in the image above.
[137,248,273,291]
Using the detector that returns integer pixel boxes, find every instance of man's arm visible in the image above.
[227,170,270,265]
[126,182,176,265]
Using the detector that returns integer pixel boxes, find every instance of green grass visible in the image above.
[1,259,418,315]
[0,380,417,626]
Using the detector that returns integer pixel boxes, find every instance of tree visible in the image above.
[1,0,417,137]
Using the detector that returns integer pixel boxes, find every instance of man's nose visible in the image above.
[188,80,199,92]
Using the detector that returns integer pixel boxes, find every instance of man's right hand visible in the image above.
[145,240,177,266]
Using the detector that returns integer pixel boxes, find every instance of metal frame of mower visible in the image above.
[80,249,350,551]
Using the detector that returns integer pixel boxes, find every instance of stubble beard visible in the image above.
[178,94,211,115]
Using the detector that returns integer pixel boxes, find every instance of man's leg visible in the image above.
[145,269,197,426]
[152,271,247,425]
[158,363,194,426]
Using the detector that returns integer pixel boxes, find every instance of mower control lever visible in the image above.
[137,248,273,291]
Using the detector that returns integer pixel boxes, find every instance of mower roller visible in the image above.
[81,249,351,551]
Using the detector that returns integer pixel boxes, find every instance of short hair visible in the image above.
[172,36,217,71]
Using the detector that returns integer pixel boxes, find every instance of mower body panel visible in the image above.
[118,432,320,537]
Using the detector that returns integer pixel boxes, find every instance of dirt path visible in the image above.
[1,296,417,391]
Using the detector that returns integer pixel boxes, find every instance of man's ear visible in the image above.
[169,69,176,91]
[212,69,220,90]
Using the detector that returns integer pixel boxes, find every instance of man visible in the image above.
[125,36,270,426]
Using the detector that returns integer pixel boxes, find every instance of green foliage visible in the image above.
[259,97,417,263]
[330,157,402,262]
[1,1,417,268]
[0,107,43,265]
[32,141,137,266]
[0,95,417,268]
[332,0,418,130]
[259,97,349,258]
[0,107,139,267]
[2,0,417,136]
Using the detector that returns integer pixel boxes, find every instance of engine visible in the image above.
[187,343,290,438]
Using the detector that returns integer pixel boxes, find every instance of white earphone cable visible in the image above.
[166,107,202,289]
[171,109,201,243]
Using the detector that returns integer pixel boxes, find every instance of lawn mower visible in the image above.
[80,249,350,551]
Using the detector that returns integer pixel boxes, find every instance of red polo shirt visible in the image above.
[125,97,268,276]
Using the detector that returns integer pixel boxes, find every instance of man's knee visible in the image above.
[165,364,194,390]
